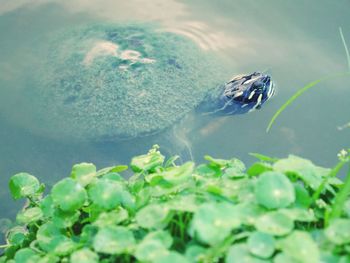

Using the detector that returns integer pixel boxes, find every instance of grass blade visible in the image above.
[328,164,350,223]
[266,73,350,133]
[339,27,350,72]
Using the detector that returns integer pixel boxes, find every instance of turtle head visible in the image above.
[222,72,275,113]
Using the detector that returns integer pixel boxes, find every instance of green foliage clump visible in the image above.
[1,145,350,262]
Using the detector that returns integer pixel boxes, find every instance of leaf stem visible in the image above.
[310,160,347,206]
[328,164,350,223]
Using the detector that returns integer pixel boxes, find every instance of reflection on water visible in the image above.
[0,0,350,224]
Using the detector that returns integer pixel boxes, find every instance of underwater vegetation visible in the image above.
[1,146,350,262]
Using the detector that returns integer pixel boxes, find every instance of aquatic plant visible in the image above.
[1,146,350,262]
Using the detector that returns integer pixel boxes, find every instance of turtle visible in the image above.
[12,23,275,141]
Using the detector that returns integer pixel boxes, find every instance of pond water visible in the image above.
[0,0,349,223]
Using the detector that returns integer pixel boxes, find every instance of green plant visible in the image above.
[1,145,350,262]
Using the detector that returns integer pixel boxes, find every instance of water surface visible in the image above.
[0,0,349,224]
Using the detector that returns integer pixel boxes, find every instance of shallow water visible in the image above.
[0,0,350,224]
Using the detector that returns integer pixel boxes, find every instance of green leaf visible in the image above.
[195,164,221,178]
[14,248,41,263]
[226,244,269,263]
[345,199,350,217]
[255,172,295,209]
[325,218,350,245]
[109,165,128,173]
[279,207,315,222]
[16,207,43,224]
[273,252,296,263]
[185,245,206,262]
[88,179,124,210]
[204,155,245,170]
[235,203,266,225]
[255,211,294,236]
[92,208,128,227]
[93,226,135,254]
[80,225,98,247]
[9,173,40,200]
[142,230,173,249]
[164,155,180,168]
[70,162,96,187]
[135,237,169,262]
[101,172,125,182]
[70,248,98,263]
[247,232,275,259]
[52,208,80,228]
[135,204,169,229]
[249,153,278,162]
[40,195,55,218]
[278,231,320,263]
[273,155,330,190]
[36,222,75,255]
[247,162,273,177]
[51,178,87,212]
[294,184,312,208]
[223,165,246,179]
[189,202,241,245]
[164,194,201,213]
[153,251,190,263]
[130,145,165,172]
[6,226,27,246]
[160,162,194,185]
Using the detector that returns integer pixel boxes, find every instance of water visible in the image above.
[0,0,349,224]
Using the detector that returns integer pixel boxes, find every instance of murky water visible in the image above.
[0,0,350,224]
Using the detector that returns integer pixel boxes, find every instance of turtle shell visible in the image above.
[26,24,224,140]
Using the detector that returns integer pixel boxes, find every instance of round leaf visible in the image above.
[190,202,241,245]
[130,146,164,172]
[9,173,40,200]
[14,248,41,263]
[273,252,296,263]
[6,226,27,246]
[88,179,123,210]
[52,209,80,228]
[36,222,76,255]
[135,240,168,262]
[70,163,96,187]
[70,248,98,263]
[51,178,87,212]
[255,211,294,236]
[185,245,206,262]
[142,230,173,249]
[278,231,319,263]
[92,209,128,227]
[16,207,43,224]
[247,232,275,258]
[93,226,135,254]
[325,219,350,245]
[255,172,295,209]
[135,204,169,229]
[226,244,269,263]
[153,251,190,263]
